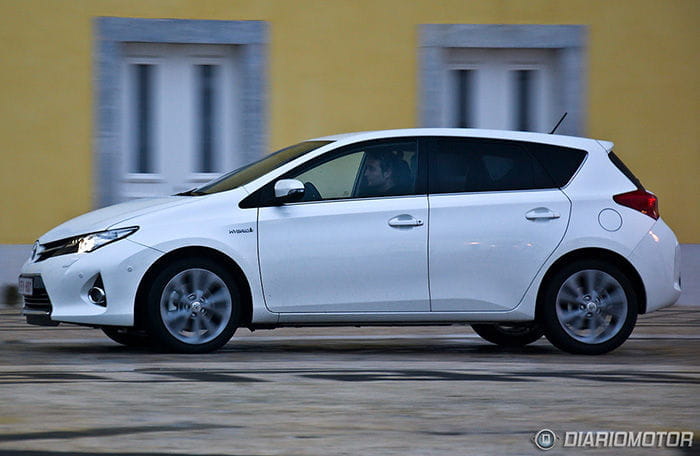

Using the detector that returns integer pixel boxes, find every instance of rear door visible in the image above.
[427,137,571,312]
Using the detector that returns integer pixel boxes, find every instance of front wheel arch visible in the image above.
[535,248,647,320]
[134,246,253,331]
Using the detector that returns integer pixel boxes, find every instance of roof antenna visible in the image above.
[549,112,568,134]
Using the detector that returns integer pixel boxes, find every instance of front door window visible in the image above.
[288,140,419,202]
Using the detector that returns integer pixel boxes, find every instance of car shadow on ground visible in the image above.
[14,337,567,358]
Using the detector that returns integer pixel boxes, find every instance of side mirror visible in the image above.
[274,179,305,204]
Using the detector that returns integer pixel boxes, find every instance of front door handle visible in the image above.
[388,214,424,227]
[526,208,561,220]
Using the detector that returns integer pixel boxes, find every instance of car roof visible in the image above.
[311,128,614,151]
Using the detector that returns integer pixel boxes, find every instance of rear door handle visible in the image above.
[525,208,561,220]
[388,214,424,227]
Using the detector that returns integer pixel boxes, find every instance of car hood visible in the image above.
[39,196,197,243]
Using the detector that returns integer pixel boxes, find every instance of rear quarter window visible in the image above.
[527,143,588,187]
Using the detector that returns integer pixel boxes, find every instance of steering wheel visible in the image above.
[303,181,322,201]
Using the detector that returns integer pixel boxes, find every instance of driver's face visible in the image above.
[364,158,387,187]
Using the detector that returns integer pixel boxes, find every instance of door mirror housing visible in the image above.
[274,179,305,203]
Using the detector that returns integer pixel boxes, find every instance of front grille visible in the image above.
[23,292,51,313]
[21,275,57,325]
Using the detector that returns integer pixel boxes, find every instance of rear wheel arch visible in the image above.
[134,246,253,330]
[535,248,647,319]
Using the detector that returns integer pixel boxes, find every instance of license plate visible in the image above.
[18,277,34,296]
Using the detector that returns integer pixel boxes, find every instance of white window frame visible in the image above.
[188,51,239,183]
[95,18,268,207]
[420,24,587,136]
[119,44,241,199]
[443,48,557,132]
[121,53,164,183]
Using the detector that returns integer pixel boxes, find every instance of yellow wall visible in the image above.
[1,0,698,243]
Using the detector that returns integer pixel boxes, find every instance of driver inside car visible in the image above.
[357,151,411,197]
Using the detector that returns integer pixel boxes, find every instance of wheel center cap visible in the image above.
[586,302,597,312]
[191,302,202,313]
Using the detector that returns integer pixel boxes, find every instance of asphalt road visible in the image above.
[0,306,698,456]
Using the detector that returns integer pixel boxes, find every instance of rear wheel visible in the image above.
[145,257,241,353]
[471,322,544,347]
[540,259,638,355]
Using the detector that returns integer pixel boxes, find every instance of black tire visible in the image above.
[144,257,241,354]
[539,259,638,355]
[471,322,544,347]
[102,327,152,348]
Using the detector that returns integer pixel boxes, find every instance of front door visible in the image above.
[257,139,430,313]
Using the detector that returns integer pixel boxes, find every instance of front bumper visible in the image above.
[19,239,162,327]
[19,274,58,326]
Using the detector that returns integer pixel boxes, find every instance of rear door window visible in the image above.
[428,138,554,193]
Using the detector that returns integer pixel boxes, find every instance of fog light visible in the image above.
[87,274,107,307]
[88,286,106,306]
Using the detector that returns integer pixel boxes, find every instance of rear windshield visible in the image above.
[609,151,644,190]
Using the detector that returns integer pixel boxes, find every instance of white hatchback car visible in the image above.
[19,129,681,354]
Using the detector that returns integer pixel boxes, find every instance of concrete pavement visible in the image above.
[0,305,698,455]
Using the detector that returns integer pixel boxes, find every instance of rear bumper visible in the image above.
[630,218,682,313]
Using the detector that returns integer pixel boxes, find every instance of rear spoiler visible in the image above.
[596,139,614,152]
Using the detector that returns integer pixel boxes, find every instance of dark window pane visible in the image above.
[514,70,534,132]
[132,64,154,173]
[453,70,474,128]
[429,139,472,194]
[197,65,218,173]
[528,144,588,187]
[476,142,549,191]
[429,138,555,194]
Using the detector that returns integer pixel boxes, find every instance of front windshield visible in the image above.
[194,140,332,195]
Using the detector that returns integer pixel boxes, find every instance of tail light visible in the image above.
[613,190,659,220]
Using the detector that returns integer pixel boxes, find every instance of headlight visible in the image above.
[32,227,139,262]
[77,227,139,254]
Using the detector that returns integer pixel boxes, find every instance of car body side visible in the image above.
[20,129,681,328]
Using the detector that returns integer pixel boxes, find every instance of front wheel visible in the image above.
[539,260,638,355]
[471,322,544,347]
[145,258,241,353]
